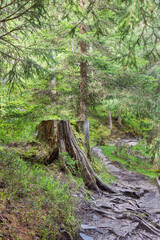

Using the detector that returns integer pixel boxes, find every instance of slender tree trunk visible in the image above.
[80,0,88,121]
[118,108,123,126]
[71,39,74,52]
[157,80,160,94]
[49,51,56,101]
[108,109,112,129]
[155,177,160,194]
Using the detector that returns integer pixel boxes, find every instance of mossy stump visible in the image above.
[36,120,115,193]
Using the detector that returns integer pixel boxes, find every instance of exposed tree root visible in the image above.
[117,213,160,237]
[36,120,116,193]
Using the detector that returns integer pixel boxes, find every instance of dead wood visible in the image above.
[36,120,116,193]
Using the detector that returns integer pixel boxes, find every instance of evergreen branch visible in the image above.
[0,25,23,39]
[0,37,24,58]
[0,0,16,10]
[0,1,37,23]
[0,50,21,61]
[1,0,31,20]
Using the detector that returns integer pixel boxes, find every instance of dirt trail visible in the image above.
[78,146,160,240]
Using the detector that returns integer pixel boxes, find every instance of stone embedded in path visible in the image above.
[93,214,99,221]
[81,224,97,230]
[79,233,94,240]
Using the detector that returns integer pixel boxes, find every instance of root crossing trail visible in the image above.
[78,147,160,240]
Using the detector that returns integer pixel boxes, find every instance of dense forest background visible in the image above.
[0,0,160,239]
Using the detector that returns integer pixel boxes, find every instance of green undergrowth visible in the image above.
[100,141,160,179]
[88,117,111,145]
[123,117,153,136]
[0,148,79,239]
[91,153,116,184]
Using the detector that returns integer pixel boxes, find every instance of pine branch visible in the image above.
[0,2,37,23]
[0,25,23,39]
[0,0,16,10]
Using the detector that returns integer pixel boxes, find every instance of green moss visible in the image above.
[71,123,86,152]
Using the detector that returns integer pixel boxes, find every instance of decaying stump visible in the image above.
[36,120,115,193]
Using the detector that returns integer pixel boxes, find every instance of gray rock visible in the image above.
[93,214,99,221]
[81,224,96,230]
[80,193,84,198]
[72,194,78,198]
[79,233,94,240]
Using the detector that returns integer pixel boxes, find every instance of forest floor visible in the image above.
[1,139,159,240]
[77,146,160,240]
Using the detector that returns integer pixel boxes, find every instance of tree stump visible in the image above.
[36,120,115,193]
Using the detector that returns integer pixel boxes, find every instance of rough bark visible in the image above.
[157,79,160,94]
[36,120,115,193]
[71,39,74,52]
[118,108,123,126]
[155,177,160,194]
[108,110,112,130]
[80,0,88,121]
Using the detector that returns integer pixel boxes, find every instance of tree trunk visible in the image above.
[80,0,88,121]
[71,39,74,52]
[49,50,57,101]
[36,120,115,193]
[157,80,160,94]
[76,120,90,157]
[118,108,123,126]
[108,110,112,130]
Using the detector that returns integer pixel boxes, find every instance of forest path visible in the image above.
[78,146,160,240]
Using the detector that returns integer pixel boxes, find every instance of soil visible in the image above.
[77,146,160,240]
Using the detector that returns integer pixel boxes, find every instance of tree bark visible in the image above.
[118,108,123,126]
[155,177,160,194]
[36,120,115,193]
[108,109,112,130]
[157,80,160,94]
[80,0,88,121]
[76,120,90,157]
